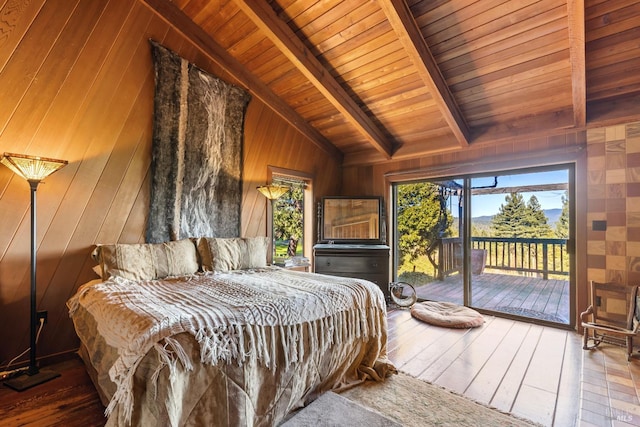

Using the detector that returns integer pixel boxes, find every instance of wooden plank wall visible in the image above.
[0,0,340,366]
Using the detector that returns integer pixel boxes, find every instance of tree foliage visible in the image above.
[272,182,303,243]
[555,191,569,238]
[491,192,553,238]
[396,183,453,266]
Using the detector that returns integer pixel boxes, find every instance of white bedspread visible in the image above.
[67,267,388,425]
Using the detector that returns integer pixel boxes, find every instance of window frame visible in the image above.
[267,166,313,265]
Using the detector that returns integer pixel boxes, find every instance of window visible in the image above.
[268,169,313,266]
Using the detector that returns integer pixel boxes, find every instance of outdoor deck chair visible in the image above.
[581,281,639,361]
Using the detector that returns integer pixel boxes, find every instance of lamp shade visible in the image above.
[257,184,289,200]
[1,152,68,182]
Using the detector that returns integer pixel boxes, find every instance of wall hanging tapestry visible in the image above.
[146,40,251,243]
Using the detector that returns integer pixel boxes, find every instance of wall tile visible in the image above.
[627,242,640,256]
[607,211,626,227]
[607,255,626,271]
[588,268,606,283]
[627,197,640,212]
[628,227,640,242]
[628,213,640,227]
[606,183,626,198]
[588,241,606,255]
[627,166,640,183]
[626,124,640,152]
[607,198,626,212]
[587,128,606,144]
[588,198,606,212]
[588,254,606,269]
[628,270,640,284]
[588,170,605,185]
[606,241,625,256]
[606,269,626,283]
[605,169,626,184]
[605,125,626,141]
[605,140,626,153]
[605,226,626,241]
[627,183,640,197]
[588,155,605,171]
[588,184,606,199]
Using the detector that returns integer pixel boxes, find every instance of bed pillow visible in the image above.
[197,236,269,271]
[92,238,199,280]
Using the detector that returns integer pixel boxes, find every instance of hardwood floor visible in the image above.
[387,308,640,427]
[0,358,105,426]
[0,311,638,426]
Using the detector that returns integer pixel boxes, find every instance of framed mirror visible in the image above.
[319,196,384,244]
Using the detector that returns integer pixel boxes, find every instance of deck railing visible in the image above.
[438,236,569,280]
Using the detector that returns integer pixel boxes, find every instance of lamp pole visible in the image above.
[27,180,39,376]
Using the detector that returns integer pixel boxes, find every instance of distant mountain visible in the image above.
[544,208,562,225]
[453,208,563,230]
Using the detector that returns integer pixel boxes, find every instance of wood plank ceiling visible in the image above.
[144,0,640,166]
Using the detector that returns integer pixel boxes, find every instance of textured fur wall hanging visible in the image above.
[146,40,251,243]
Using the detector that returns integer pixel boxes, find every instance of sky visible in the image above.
[447,169,569,218]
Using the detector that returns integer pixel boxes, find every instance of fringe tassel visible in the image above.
[165,336,193,372]
[150,343,170,399]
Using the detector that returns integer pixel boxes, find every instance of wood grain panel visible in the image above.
[0,0,340,367]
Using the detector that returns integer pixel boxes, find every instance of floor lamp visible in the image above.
[1,152,67,391]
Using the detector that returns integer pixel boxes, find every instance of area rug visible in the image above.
[337,372,539,427]
[282,391,401,427]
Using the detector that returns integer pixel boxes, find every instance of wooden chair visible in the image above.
[581,281,639,361]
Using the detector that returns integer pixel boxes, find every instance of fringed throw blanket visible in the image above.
[67,268,387,425]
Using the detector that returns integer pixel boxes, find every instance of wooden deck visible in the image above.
[411,272,571,324]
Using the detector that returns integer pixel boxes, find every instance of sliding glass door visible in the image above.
[393,179,465,305]
[393,165,573,326]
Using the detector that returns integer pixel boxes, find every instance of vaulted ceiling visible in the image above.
[143,0,640,166]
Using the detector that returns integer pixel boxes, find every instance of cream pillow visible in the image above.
[197,236,269,272]
[93,238,199,280]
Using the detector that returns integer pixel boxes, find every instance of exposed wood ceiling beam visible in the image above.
[379,0,471,148]
[567,0,586,128]
[140,0,343,161]
[233,0,394,160]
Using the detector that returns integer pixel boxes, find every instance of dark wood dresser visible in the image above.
[313,244,390,301]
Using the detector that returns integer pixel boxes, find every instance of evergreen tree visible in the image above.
[490,192,553,238]
[524,195,553,237]
[490,192,528,237]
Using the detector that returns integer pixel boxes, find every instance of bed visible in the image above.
[67,237,394,426]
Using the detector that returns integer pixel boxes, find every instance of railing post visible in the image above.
[542,243,549,280]
[438,239,444,280]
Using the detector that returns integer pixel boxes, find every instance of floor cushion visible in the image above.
[411,301,484,328]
